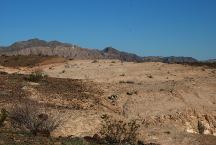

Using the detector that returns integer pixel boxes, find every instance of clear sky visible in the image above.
[0,0,216,60]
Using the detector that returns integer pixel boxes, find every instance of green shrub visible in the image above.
[100,115,140,145]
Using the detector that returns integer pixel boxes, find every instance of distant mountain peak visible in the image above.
[7,38,74,51]
[102,47,119,53]
[9,38,47,50]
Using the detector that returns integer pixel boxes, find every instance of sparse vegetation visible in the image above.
[9,101,64,137]
[0,55,64,67]
[99,114,140,145]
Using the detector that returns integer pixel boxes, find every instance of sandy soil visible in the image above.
[0,59,216,145]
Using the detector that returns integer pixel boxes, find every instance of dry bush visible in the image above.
[92,60,98,63]
[120,73,125,77]
[8,101,64,137]
[100,115,140,145]
[119,80,135,84]
[197,120,205,134]
[0,108,7,126]
[146,74,153,78]
[25,70,47,82]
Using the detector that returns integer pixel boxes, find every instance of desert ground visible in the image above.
[0,57,216,145]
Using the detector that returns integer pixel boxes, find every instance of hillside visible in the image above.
[0,59,216,145]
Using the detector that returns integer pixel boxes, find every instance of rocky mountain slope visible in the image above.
[0,38,200,63]
[0,39,143,62]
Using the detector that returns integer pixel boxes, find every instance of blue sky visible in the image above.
[0,0,216,60]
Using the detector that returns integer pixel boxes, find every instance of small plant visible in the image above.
[120,73,125,77]
[62,70,66,73]
[197,120,205,134]
[99,115,140,145]
[0,71,8,75]
[26,71,47,82]
[127,90,138,96]
[9,101,64,137]
[201,68,205,71]
[65,64,70,68]
[0,108,7,126]
[92,60,98,63]
[108,95,118,101]
[119,80,135,84]
[146,74,153,78]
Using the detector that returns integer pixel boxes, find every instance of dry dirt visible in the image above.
[0,58,216,145]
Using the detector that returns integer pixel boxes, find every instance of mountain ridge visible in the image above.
[0,38,202,63]
[0,39,144,62]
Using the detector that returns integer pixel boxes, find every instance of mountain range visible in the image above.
[0,38,204,63]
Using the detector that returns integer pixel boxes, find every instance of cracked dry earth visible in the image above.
[0,59,216,145]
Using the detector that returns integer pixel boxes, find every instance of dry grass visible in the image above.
[9,101,65,137]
